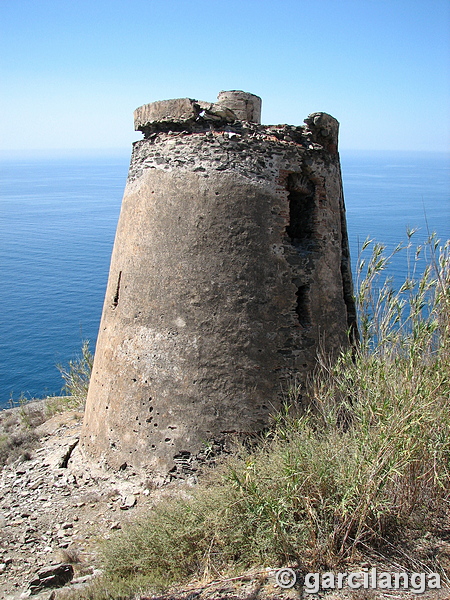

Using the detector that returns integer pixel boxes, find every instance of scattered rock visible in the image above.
[120,494,136,509]
[28,563,74,594]
[0,408,157,599]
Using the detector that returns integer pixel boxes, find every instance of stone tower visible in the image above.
[81,91,356,476]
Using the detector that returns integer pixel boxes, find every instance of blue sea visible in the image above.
[1,150,449,408]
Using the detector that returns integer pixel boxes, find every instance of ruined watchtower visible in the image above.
[81,91,356,476]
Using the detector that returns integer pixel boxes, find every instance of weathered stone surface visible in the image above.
[216,90,262,123]
[197,100,238,122]
[134,98,198,130]
[28,563,74,594]
[81,92,357,476]
[120,494,136,509]
[304,111,340,154]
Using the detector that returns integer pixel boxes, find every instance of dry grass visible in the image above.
[0,429,39,466]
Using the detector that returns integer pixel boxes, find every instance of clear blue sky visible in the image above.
[1,0,449,154]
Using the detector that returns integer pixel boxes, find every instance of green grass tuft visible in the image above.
[56,339,93,399]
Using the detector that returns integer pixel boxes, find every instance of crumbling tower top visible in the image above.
[133,90,262,131]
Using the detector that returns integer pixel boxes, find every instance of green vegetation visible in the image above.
[83,234,449,597]
[0,396,45,467]
[53,339,94,410]
[0,429,39,467]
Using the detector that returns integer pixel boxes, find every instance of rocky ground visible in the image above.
[0,403,191,599]
[1,402,450,600]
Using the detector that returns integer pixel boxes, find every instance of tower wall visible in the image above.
[81,92,356,476]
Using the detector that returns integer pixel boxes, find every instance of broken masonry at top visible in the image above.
[80,90,357,478]
[133,90,263,129]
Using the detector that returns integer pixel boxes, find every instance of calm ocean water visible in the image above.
[1,150,449,408]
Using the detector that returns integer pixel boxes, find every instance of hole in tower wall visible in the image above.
[286,173,316,248]
[295,285,311,327]
[339,199,359,345]
[112,271,122,309]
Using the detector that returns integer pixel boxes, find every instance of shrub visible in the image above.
[0,429,39,467]
[55,339,93,409]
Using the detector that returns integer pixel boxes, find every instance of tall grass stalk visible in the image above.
[98,235,450,591]
[56,339,93,399]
